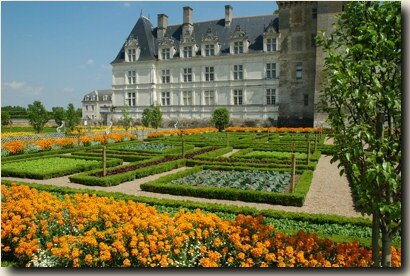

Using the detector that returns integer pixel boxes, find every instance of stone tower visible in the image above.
[277,1,318,127]
[313,1,346,127]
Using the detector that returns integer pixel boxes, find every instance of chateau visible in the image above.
[82,1,344,127]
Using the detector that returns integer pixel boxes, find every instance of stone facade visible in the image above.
[82,2,344,127]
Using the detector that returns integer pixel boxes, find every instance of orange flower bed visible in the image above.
[2,141,25,154]
[35,139,54,150]
[1,184,401,268]
[225,127,323,133]
[148,128,218,138]
[53,138,76,148]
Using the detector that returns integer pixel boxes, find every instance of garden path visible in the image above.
[2,154,364,218]
[221,149,240,158]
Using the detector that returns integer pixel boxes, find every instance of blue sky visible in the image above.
[1,1,277,110]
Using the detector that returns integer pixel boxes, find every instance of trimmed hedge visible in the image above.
[140,166,313,206]
[1,155,123,179]
[70,150,151,163]
[193,147,233,158]
[69,159,185,187]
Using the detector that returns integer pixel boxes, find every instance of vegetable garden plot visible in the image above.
[1,156,122,179]
[171,169,292,193]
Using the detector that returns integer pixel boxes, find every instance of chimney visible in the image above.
[183,6,193,25]
[225,5,233,26]
[157,14,168,39]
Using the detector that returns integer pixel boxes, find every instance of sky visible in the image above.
[1,1,278,110]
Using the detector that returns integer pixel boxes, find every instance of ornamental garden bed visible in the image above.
[68,147,218,186]
[140,166,313,206]
[110,142,195,155]
[1,155,123,179]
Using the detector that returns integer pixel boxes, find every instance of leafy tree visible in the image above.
[141,105,162,129]
[27,101,49,133]
[211,108,230,132]
[52,107,66,126]
[1,111,11,126]
[150,105,162,129]
[317,1,401,267]
[65,103,81,131]
[120,108,133,131]
[141,108,152,128]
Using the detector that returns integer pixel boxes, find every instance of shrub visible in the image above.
[211,108,230,132]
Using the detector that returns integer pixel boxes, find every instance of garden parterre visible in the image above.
[1,184,401,267]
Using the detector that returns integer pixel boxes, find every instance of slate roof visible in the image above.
[82,90,113,102]
[112,14,279,64]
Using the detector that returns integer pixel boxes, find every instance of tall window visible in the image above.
[161,48,170,59]
[161,92,170,106]
[296,64,303,79]
[205,67,214,81]
[266,38,277,52]
[183,46,192,58]
[127,92,136,106]
[205,44,215,56]
[304,94,309,106]
[128,49,136,61]
[266,63,277,79]
[233,65,243,80]
[233,90,243,105]
[234,41,244,54]
[161,69,170,83]
[312,8,317,19]
[183,68,192,82]
[127,71,136,84]
[266,89,276,105]
[204,90,215,105]
[182,91,193,105]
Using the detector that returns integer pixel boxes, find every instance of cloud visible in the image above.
[85,59,94,65]
[2,81,43,96]
[4,81,26,89]
[123,2,131,7]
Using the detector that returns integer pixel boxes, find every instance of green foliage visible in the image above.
[65,103,81,131]
[317,1,401,265]
[141,105,162,129]
[171,169,291,193]
[27,101,49,133]
[1,105,28,119]
[211,108,230,132]
[51,107,65,126]
[120,108,133,131]
[141,108,151,127]
[1,110,11,126]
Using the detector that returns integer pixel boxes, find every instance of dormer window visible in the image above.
[201,28,220,57]
[230,25,249,54]
[234,41,244,54]
[158,35,176,60]
[183,46,193,58]
[161,48,171,60]
[263,23,279,52]
[124,35,140,62]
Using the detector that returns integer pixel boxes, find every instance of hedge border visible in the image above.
[140,166,313,206]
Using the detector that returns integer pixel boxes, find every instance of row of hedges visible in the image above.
[1,155,123,179]
[140,166,313,206]
[68,159,185,187]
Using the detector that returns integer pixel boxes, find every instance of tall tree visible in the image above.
[52,107,66,126]
[1,111,11,127]
[141,108,152,128]
[211,108,230,132]
[65,103,81,131]
[317,1,401,267]
[27,101,49,133]
[150,105,162,129]
[120,107,133,131]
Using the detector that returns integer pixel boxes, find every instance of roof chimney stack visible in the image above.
[183,6,193,25]
[157,14,168,39]
[225,5,233,27]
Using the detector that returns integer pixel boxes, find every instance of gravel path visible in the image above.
[221,149,240,158]
[1,155,364,218]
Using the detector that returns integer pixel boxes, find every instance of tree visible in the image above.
[141,108,152,128]
[211,108,230,132]
[316,1,401,267]
[65,103,81,131]
[52,107,65,126]
[150,105,162,129]
[1,111,11,127]
[27,101,49,133]
[141,105,162,129]
[120,108,133,131]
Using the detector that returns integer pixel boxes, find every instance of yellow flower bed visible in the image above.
[148,127,218,138]
[1,184,401,267]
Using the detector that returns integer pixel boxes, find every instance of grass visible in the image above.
[1,126,57,134]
